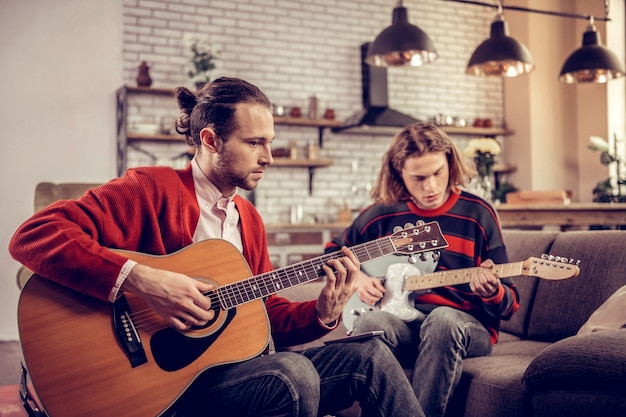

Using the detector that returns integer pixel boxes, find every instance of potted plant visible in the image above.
[589,135,626,203]
[184,34,220,90]
[464,137,501,201]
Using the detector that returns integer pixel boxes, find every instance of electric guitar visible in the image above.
[17,221,447,417]
[342,255,580,333]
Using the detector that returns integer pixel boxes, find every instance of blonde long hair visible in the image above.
[372,122,476,205]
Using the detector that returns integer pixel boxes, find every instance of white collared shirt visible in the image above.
[108,161,242,302]
[191,159,243,251]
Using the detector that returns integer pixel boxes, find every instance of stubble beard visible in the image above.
[214,148,259,192]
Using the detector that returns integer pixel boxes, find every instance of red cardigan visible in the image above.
[9,164,330,347]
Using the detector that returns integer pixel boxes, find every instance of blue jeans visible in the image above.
[353,307,492,417]
[173,338,424,417]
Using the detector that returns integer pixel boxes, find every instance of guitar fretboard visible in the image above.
[216,236,396,309]
[405,262,524,291]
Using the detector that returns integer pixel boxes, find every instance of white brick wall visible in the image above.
[121,0,501,223]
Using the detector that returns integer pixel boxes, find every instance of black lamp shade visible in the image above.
[366,6,438,67]
[559,28,625,83]
[466,18,534,77]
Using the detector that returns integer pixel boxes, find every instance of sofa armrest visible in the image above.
[523,329,626,391]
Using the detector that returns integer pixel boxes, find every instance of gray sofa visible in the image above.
[280,229,626,417]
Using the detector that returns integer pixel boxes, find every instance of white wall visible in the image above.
[0,0,123,340]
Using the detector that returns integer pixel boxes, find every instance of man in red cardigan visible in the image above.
[10,77,424,417]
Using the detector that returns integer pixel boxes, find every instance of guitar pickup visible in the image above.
[112,295,148,368]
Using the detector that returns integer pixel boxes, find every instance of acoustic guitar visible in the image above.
[342,255,580,332]
[18,221,447,417]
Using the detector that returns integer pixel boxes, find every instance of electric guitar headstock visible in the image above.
[521,254,581,280]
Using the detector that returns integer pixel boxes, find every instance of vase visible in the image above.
[477,175,493,202]
[136,61,152,87]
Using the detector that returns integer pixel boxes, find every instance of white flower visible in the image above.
[464,137,501,158]
[588,135,610,152]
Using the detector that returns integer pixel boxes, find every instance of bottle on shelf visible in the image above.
[308,95,318,119]
[307,140,319,160]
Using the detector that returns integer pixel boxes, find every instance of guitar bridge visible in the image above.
[112,295,148,368]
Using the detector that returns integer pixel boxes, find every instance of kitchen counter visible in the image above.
[267,203,626,233]
[265,224,349,268]
[265,203,626,267]
[495,202,626,230]
[265,223,350,230]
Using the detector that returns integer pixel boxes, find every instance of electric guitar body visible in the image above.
[343,256,581,333]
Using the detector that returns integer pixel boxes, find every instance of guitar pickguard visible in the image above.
[378,263,425,322]
[343,251,439,333]
[151,308,237,372]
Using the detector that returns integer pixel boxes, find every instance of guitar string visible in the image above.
[115,224,438,333]
[215,223,439,308]
[217,237,397,308]
[123,290,224,334]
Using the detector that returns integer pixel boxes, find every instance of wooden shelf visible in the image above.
[271,158,333,194]
[126,132,186,142]
[272,158,333,168]
[442,126,513,137]
[117,86,337,191]
[123,86,176,96]
[333,124,513,137]
[274,116,343,128]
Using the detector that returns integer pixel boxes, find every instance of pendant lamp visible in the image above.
[366,0,438,67]
[466,7,534,77]
[559,17,625,84]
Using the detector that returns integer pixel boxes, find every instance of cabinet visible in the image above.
[116,86,184,176]
[116,86,341,190]
[266,225,346,268]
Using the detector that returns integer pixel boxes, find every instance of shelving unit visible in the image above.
[273,158,333,194]
[116,86,340,192]
[332,124,513,137]
[116,86,183,176]
[273,116,343,147]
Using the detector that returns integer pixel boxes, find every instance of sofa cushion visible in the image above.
[523,330,626,417]
[526,231,626,341]
[524,330,626,391]
[33,182,101,212]
[446,338,551,417]
[448,355,532,417]
[499,230,558,338]
[578,284,626,334]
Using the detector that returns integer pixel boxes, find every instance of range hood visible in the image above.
[333,43,420,134]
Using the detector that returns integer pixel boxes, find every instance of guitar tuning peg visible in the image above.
[554,256,562,262]
[541,253,548,260]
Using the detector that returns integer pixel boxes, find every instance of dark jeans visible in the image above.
[173,338,424,417]
[354,307,492,417]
